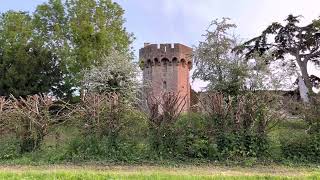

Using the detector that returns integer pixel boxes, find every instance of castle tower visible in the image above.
[139,43,192,112]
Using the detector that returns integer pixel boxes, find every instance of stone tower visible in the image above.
[139,43,192,112]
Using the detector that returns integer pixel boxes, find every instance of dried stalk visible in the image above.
[8,94,72,152]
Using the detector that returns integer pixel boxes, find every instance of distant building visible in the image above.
[139,43,192,112]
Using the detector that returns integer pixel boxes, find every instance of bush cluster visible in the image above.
[281,133,320,163]
[0,92,319,164]
[277,94,320,163]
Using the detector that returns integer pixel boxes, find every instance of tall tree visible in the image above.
[33,0,134,99]
[235,15,320,102]
[193,18,247,96]
[0,11,61,97]
[33,0,71,98]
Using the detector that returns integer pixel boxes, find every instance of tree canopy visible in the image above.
[193,18,247,95]
[0,0,133,98]
[0,11,62,97]
[33,0,134,99]
[235,15,320,102]
[82,51,138,100]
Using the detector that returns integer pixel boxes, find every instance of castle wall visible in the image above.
[139,43,192,112]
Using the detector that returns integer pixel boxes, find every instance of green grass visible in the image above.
[0,165,320,180]
[267,118,308,162]
[1,172,319,180]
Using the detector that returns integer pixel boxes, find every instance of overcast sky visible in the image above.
[1,0,320,91]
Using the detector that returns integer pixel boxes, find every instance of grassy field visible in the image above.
[0,165,320,180]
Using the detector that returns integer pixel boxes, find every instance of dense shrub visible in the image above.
[0,136,20,160]
[66,95,149,162]
[279,95,320,163]
[1,91,318,165]
[145,92,187,157]
[282,95,320,163]
[216,133,269,160]
[65,135,148,162]
[176,113,213,159]
[0,95,71,153]
[304,95,320,134]
[175,112,269,161]
[12,95,71,153]
[281,132,320,163]
[195,92,280,160]
[75,93,128,146]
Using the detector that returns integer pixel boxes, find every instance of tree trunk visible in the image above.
[298,76,309,103]
[297,58,313,103]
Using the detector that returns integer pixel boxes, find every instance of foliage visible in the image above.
[193,18,247,96]
[246,52,296,91]
[1,6,320,165]
[146,92,187,156]
[235,15,320,101]
[1,95,71,153]
[73,92,148,155]
[216,133,269,160]
[66,96,148,161]
[280,132,320,163]
[286,93,320,134]
[175,113,216,159]
[0,0,135,98]
[199,92,282,136]
[239,92,284,136]
[65,135,148,162]
[303,94,320,134]
[75,93,123,142]
[82,51,138,100]
[0,93,316,164]
[0,137,20,160]
[198,92,283,159]
[0,97,13,135]
[32,0,133,99]
[0,11,62,97]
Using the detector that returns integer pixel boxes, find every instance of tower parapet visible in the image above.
[139,43,192,69]
[140,43,192,112]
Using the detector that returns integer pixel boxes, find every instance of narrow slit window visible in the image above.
[163,81,167,90]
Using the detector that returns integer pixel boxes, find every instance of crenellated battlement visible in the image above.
[139,43,193,69]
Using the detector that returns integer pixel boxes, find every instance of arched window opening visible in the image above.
[187,61,192,69]
[181,59,186,68]
[172,57,178,66]
[154,58,160,66]
[161,58,169,73]
[146,59,152,68]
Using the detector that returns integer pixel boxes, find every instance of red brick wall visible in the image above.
[140,43,192,112]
